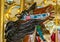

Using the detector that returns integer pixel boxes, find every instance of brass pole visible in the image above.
[1,0,4,42]
[20,0,25,13]
[55,0,58,42]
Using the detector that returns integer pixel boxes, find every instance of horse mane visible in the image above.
[33,4,54,14]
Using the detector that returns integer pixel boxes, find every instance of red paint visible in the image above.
[51,33,56,42]
[36,36,41,42]
[26,16,31,20]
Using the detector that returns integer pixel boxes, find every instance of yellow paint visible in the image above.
[5,3,19,14]
[44,0,47,4]
[52,0,57,3]
[17,9,20,13]
[5,4,20,20]
[5,13,10,19]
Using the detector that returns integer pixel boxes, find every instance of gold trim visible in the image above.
[20,0,25,13]
[4,4,20,20]
[55,0,58,42]
[1,0,4,42]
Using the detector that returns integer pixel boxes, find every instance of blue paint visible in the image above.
[42,14,46,17]
[21,13,49,20]
[37,6,43,8]
[34,15,37,18]
[36,25,45,41]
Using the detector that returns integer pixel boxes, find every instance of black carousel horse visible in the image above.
[5,2,54,42]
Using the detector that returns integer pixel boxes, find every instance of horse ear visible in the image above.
[27,2,37,12]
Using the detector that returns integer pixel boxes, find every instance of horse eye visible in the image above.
[34,15,37,18]
[42,14,46,17]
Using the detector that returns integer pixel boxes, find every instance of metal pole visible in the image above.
[1,0,4,42]
[55,0,58,42]
[20,0,25,13]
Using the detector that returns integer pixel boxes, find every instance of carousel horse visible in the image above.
[18,4,54,42]
[5,3,37,42]
[5,2,54,42]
